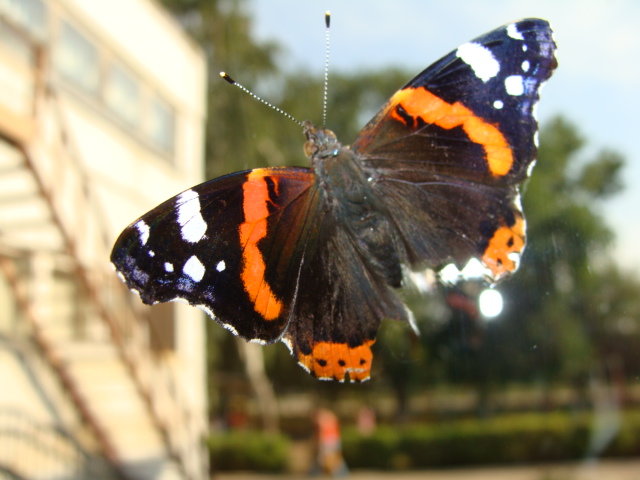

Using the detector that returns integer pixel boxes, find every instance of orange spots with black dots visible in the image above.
[389,87,514,177]
[482,216,525,278]
[297,340,375,382]
[239,169,283,320]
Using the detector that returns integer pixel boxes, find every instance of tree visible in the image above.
[160,0,285,177]
[420,116,636,413]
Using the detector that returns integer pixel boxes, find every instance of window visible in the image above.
[104,62,140,126]
[52,18,177,161]
[54,21,99,94]
[0,0,46,39]
[146,94,175,155]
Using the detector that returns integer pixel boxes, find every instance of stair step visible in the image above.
[0,195,48,217]
[0,227,64,252]
[0,168,39,198]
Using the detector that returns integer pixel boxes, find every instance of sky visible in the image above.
[247,0,640,273]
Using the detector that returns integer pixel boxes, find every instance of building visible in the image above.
[0,0,208,478]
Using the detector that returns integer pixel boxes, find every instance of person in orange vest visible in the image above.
[311,407,349,476]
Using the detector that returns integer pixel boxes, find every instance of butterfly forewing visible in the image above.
[352,19,557,279]
[111,167,316,343]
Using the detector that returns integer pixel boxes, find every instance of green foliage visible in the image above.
[207,430,291,472]
[577,149,624,199]
[343,410,640,470]
[160,0,288,177]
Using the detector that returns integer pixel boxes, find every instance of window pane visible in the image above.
[147,95,175,155]
[54,22,99,94]
[104,63,140,126]
[0,0,46,38]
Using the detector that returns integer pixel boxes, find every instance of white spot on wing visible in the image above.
[456,42,500,82]
[281,337,294,354]
[493,100,504,109]
[508,251,522,266]
[513,193,524,212]
[169,297,189,304]
[521,60,530,72]
[135,220,150,245]
[177,190,207,243]
[183,255,205,282]
[505,75,524,96]
[439,258,492,284]
[164,262,174,272]
[532,101,540,121]
[249,338,267,345]
[216,260,226,272]
[297,361,311,374]
[222,322,239,336]
[195,304,215,319]
[507,23,524,40]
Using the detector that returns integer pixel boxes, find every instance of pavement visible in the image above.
[213,459,640,480]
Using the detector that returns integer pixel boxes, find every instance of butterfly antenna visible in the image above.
[321,11,331,127]
[219,72,304,127]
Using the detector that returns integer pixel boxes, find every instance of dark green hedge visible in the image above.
[343,410,640,470]
[207,411,640,472]
[208,430,290,472]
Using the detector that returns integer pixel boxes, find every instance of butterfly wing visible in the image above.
[111,164,403,381]
[111,167,316,343]
[352,18,557,280]
[281,207,411,382]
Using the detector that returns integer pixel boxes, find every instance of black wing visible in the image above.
[352,19,557,280]
[111,167,316,343]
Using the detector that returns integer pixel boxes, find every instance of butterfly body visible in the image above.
[111,19,557,382]
[305,122,405,289]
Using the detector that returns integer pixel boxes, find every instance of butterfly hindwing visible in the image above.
[352,19,557,279]
[111,167,316,343]
[282,208,410,382]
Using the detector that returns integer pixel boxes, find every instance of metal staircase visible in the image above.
[0,25,201,480]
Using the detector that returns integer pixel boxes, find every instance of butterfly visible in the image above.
[111,18,557,382]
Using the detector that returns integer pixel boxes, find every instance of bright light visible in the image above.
[478,288,503,319]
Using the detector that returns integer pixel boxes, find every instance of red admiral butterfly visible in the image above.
[111,18,557,382]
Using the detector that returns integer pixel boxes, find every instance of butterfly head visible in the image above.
[303,120,340,160]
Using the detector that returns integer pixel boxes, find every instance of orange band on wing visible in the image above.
[240,169,283,320]
[389,87,513,176]
[482,216,525,278]
[297,340,375,382]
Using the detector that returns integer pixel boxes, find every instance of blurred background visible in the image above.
[1,0,639,479]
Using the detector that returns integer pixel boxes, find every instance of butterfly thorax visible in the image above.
[303,121,404,288]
